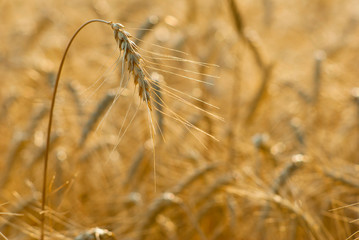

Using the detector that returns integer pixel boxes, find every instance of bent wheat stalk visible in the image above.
[41,19,153,240]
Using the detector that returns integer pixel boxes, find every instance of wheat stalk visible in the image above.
[41,19,153,240]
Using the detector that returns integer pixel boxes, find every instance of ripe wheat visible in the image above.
[40,19,218,240]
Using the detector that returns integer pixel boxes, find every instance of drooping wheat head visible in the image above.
[110,22,152,110]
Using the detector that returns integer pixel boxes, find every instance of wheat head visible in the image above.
[110,22,152,110]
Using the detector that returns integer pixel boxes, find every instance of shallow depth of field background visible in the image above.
[1,0,359,239]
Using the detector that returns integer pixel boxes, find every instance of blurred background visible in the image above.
[1,0,359,239]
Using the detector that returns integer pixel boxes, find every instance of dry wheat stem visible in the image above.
[41,19,112,240]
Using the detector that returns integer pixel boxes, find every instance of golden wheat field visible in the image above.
[1,0,359,239]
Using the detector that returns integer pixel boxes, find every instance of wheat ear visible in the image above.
[41,19,153,240]
[110,22,152,109]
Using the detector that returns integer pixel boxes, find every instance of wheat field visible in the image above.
[1,0,359,239]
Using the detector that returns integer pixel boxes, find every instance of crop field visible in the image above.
[1,0,359,239]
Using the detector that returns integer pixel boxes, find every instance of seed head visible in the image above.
[111,22,152,110]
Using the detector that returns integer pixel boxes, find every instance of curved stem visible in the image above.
[40,19,111,240]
